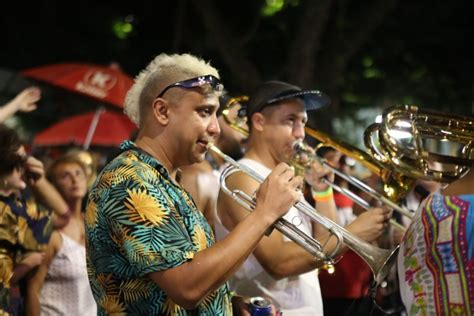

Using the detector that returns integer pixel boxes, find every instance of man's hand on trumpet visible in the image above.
[253,162,304,223]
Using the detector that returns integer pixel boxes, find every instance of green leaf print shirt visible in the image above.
[85,141,232,315]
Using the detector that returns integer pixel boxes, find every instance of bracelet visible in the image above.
[311,186,333,203]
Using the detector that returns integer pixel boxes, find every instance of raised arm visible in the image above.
[24,156,70,228]
[305,158,389,253]
[217,165,327,280]
[0,87,40,122]
[149,163,302,309]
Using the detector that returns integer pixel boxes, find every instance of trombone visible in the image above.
[292,141,412,232]
[304,127,416,203]
[209,144,399,286]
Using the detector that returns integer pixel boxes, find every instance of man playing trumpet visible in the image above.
[85,55,304,315]
[217,80,392,315]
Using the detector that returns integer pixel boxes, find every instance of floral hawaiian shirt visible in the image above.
[0,190,53,314]
[85,141,232,315]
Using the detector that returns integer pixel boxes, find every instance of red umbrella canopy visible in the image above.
[33,108,136,148]
[21,63,134,108]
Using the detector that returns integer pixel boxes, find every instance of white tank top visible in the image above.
[40,232,97,316]
[196,169,220,215]
[215,158,323,316]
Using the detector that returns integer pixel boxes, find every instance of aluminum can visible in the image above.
[250,296,272,316]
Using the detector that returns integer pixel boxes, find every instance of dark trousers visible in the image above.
[323,297,375,316]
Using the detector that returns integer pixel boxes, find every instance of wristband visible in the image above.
[311,186,333,203]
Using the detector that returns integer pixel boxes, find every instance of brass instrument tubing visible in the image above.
[293,142,414,220]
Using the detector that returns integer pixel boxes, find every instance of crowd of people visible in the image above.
[0,52,472,316]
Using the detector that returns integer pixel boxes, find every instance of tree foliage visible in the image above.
[1,0,471,140]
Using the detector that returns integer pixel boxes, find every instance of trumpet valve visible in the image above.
[323,263,335,274]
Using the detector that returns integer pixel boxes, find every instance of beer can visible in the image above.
[250,296,272,316]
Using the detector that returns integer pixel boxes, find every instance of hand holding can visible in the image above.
[249,297,272,316]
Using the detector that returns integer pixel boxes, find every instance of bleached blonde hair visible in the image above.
[124,53,220,126]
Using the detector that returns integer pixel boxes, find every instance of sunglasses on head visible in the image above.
[0,154,28,176]
[156,75,224,98]
[13,155,28,169]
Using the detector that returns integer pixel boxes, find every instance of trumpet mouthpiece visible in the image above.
[293,140,309,153]
[207,143,225,157]
[293,141,303,150]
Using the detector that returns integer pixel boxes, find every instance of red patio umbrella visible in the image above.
[21,63,134,108]
[33,108,136,149]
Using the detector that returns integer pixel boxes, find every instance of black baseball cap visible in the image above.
[245,80,330,122]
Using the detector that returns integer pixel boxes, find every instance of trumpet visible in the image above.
[208,144,399,285]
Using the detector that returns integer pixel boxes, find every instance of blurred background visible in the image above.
[0,0,471,148]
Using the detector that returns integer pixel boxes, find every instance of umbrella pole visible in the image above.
[83,106,104,150]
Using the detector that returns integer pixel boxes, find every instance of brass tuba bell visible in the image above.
[364,104,473,183]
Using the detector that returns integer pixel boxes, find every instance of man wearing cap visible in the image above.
[85,56,303,315]
[216,80,391,315]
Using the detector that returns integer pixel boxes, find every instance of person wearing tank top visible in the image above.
[218,158,325,315]
[216,81,391,315]
[25,154,97,315]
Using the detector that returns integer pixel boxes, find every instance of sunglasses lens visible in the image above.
[208,76,224,92]
[157,75,224,98]
[17,156,27,168]
[2,155,27,174]
[192,76,222,90]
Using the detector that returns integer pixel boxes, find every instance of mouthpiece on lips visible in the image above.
[207,143,224,157]
[293,141,305,152]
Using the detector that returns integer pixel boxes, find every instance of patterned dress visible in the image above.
[85,141,232,315]
[0,191,53,315]
[398,192,474,315]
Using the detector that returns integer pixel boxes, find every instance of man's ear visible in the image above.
[152,98,169,125]
[251,113,265,132]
